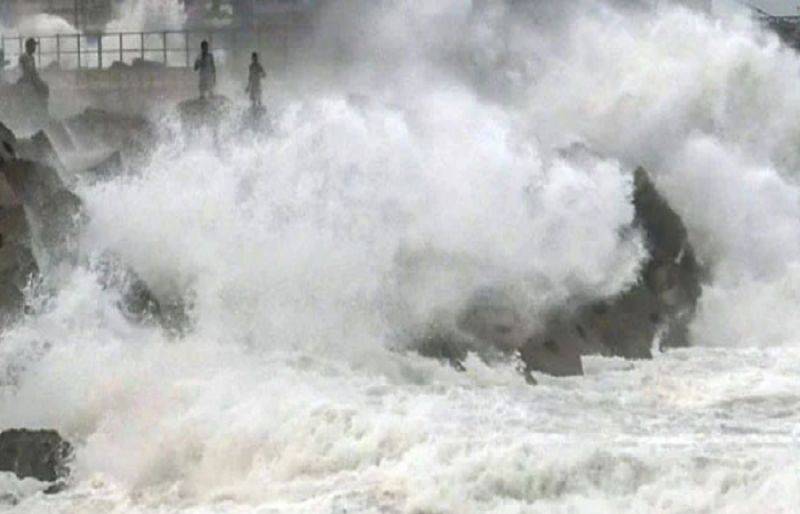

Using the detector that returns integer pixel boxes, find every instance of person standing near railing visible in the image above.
[193,40,216,100]
[245,52,265,109]
[18,39,49,103]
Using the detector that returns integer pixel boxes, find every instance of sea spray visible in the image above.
[1,2,800,512]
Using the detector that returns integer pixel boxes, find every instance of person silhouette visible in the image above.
[245,52,266,109]
[193,40,216,100]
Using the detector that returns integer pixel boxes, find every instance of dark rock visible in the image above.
[16,130,67,172]
[63,108,155,156]
[0,123,78,319]
[411,167,703,382]
[0,122,17,164]
[83,150,122,180]
[416,328,469,372]
[0,158,84,256]
[454,289,586,379]
[0,126,38,321]
[511,168,702,373]
[0,120,191,335]
[0,429,72,487]
[630,167,703,349]
[94,253,194,337]
[0,206,38,322]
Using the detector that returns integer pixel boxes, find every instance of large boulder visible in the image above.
[60,108,155,164]
[16,130,67,172]
[94,252,193,336]
[0,207,37,323]
[0,122,37,322]
[0,122,17,163]
[0,157,83,259]
[0,119,188,334]
[414,167,703,382]
[64,108,153,147]
[537,167,702,361]
[0,429,71,490]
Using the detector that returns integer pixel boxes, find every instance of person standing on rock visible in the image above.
[193,40,216,100]
[245,52,266,109]
[18,38,49,102]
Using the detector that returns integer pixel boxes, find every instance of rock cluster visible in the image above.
[0,122,38,323]
[0,110,183,329]
[417,167,703,382]
[0,110,176,495]
[0,429,71,492]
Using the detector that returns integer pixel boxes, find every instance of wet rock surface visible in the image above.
[417,167,703,381]
[0,122,37,322]
[5,108,701,385]
[0,206,37,322]
[0,119,185,333]
[62,108,155,153]
[0,122,18,163]
[0,429,72,488]
[16,130,66,171]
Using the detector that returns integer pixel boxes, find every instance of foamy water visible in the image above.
[2,1,800,512]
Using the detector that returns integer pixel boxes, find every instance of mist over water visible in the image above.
[106,0,187,32]
[2,1,800,512]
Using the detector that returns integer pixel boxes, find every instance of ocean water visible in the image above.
[2,1,800,512]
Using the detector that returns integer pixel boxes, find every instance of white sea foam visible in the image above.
[105,0,187,32]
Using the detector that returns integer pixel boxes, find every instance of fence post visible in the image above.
[119,33,123,64]
[162,32,168,65]
[98,35,103,69]
[140,32,145,61]
[56,34,61,68]
[77,34,81,69]
[185,31,190,67]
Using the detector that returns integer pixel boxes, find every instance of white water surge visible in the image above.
[2,1,800,512]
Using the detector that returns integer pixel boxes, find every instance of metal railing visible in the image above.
[1,27,295,71]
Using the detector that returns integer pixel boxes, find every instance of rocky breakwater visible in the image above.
[0,112,185,495]
[0,122,39,324]
[415,165,704,383]
[1,113,189,328]
[47,108,158,182]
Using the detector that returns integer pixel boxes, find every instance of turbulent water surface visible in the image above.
[2,1,800,512]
